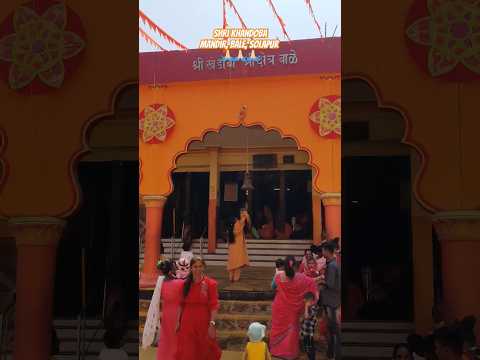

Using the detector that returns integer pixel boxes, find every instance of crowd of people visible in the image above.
[269,240,341,360]
[390,315,479,360]
[141,230,341,360]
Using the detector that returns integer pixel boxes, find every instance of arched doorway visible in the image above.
[141,125,317,268]
[342,79,417,323]
[51,85,139,358]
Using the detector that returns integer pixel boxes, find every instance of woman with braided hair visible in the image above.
[269,255,319,359]
[176,257,222,360]
[141,259,184,360]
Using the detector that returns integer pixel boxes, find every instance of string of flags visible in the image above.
[304,0,323,37]
[225,0,248,29]
[266,0,291,41]
[139,1,337,51]
[139,27,167,50]
[139,10,188,50]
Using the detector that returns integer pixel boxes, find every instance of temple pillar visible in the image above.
[312,190,323,245]
[139,195,166,289]
[8,217,64,360]
[321,193,341,240]
[208,148,219,253]
[432,211,480,339]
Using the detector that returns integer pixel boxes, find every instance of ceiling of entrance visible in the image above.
[188,125,298,150]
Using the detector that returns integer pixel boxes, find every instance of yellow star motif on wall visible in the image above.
[0,3,85,90]
[309,97,341,137]
[139,104,175,143]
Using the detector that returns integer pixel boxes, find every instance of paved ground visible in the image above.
[140,347,244,359]
[140,347,327,360]
[207,265,275,292]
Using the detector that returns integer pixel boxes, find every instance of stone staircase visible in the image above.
[0,318,139,360]
[141,238,312,268]
[341,322,414,359]
[139,297,414,359]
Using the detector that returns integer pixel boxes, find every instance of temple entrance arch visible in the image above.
[342,78,432,332]
[160,124,319,262]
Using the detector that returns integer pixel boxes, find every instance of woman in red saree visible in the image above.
[176,257,222,360]
[269,256,319,359]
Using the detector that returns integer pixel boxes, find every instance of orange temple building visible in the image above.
[138,38,342,289]
[0,1,479,359]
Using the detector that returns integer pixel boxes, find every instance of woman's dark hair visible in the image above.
[323,241,336,254]
[240,208,251,235]
[275,258,284,269]
[284,255,296,280]
[310,244,322,255]
[157,259,174,278]
[183,257,206,298]
[392,343,411,358]
[227,217,236,244]
[331,237,340,250]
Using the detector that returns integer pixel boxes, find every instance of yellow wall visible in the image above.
[139,75,340,197]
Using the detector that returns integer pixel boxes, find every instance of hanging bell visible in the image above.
[250,49,256,59]
[241,172,255,191]
[225,48,231,59]
[237,49,244,60]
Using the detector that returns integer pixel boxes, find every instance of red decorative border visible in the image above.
[404,0,480,82]
[0,0,87,94]
[309,94,341,139]
[343,73,438,213]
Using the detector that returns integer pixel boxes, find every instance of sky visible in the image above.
[139,0,341,52]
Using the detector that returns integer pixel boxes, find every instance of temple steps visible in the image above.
[0,318,139,360]
[55,319,139,359]
[139,297,414,359]
[140,238,312,268]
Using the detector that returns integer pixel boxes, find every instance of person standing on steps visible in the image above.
[270,256,318,360]
[227,208,251,282]
[319,241,341,360]
[176,257,222,360]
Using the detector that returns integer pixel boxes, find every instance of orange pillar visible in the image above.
[322,193,341,240]
[208,148,219,253]
[433,211,480,339]
[139,195,166,289]
[8,217,64,360]
[312,190,323,245]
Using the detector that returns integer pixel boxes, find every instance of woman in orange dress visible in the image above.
[227,208,250,282]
